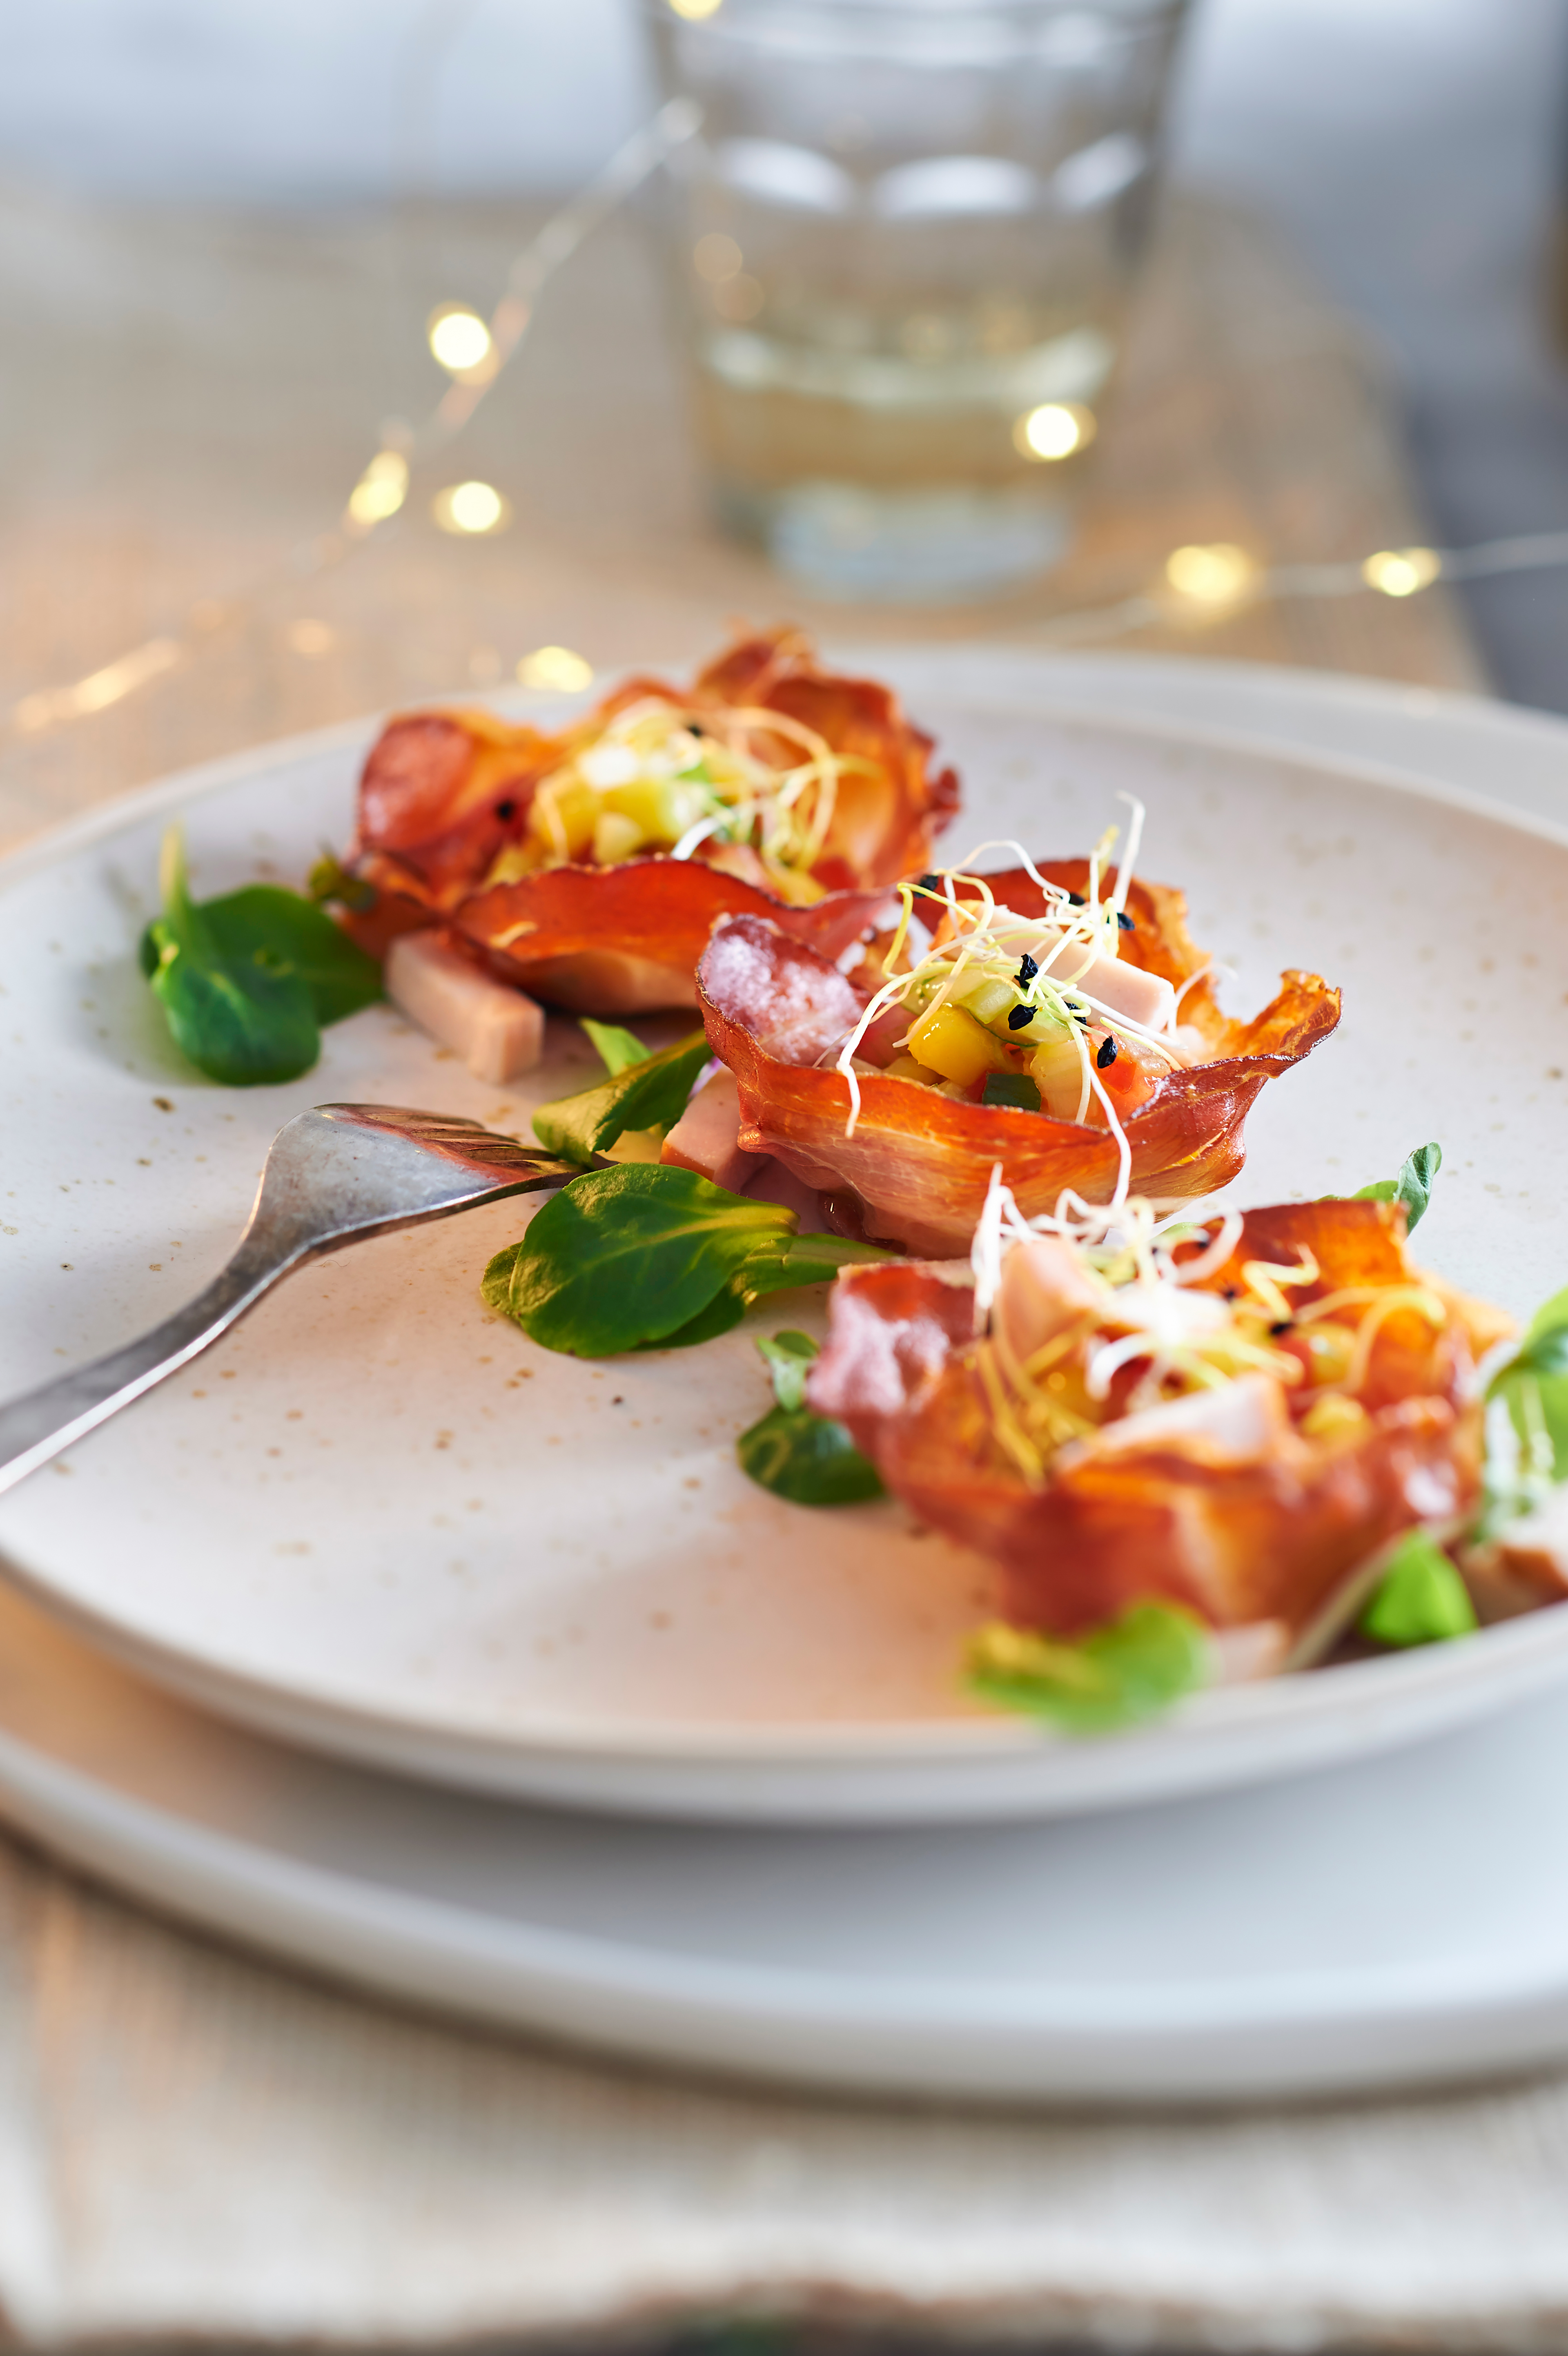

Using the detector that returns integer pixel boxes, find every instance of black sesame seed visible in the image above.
[1269,1320,1293,1337]
[1007,1003,1034,1031]
[1067,891,1086,906]
[1096,1034,1118,1068]
[915,872,941,894]
[1116,909,1135,932]
[1016,952,1038,985]
[495,799,517,821]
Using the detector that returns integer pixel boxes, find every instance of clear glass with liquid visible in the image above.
[644,0,1190,601]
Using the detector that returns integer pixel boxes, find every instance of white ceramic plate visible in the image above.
[3,1571,1568,2104]
[2,650,1567,1823]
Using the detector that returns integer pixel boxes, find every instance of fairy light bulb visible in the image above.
[432,481,510,535]
[427,306,495,379]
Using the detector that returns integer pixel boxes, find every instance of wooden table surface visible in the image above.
[2,175,1551,2355]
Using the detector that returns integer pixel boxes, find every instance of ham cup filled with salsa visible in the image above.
[693,808,1341,1255]
[340,629,959,1053]
[806,1184,1512,1652]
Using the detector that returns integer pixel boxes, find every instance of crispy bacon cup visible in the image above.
[807,1195,1512,1642]
[697,841,1341,1255]
[343,628,958,1014]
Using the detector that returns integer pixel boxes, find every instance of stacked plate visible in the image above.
[3,648,1568,2105]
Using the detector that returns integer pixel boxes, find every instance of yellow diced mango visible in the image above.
[603,776,716,849]
[1029,1025,1089,1119]
[592,811,646,865]
[956,974,1018,1028]
[526,780,598,861]
[761,860,827,906]
[907,1001,1012,1087]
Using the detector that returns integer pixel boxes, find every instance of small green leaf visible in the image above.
[140,828,381,1087]
[634,1278,750,1351]
[532,1030,709,1166]
[756,1329,817,1412]
[980,1070,1042,1112]
[183,886,383,1026]
[737,1230,896,1304]
[1498,1284,1568,1384]
[581,1018,650,1077]
[481,1164,793,1356]
[1484,1281,1568,1502]
[306,852,377,913]
[966,1603,1209,1734]
[737,1402,885,1505]
[1351,1141,1442,1231]
[737,1332,883,1504]
[1359,1529,1478,1647]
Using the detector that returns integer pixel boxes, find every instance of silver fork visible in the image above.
[0,1104,577,1499]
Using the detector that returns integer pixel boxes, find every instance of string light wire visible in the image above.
[2,98,701,747]
[9,120,1568,746]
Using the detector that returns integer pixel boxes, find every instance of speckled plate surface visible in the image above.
[1,650,1567,1824]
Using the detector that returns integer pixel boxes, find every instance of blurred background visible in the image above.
[3,0,1567,841]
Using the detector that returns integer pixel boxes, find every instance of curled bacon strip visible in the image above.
[697,863,1341,1254]
[808,1200,1491,1638]
[342,629,959,1009]
[459,861,883,1016]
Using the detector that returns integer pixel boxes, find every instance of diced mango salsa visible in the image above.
[602,775,715,847]
[1029,1024,1088,1119]
[956,974,1018,1029]
[527,779,599,861]
[592,811,646,864]
[907,1001,1012,1087]
[762,861,828,906]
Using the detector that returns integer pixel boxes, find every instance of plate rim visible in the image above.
[4,1586,1568,2102]
[6,650,1568,1815]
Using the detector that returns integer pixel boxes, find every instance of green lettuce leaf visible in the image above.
[580,1019,650,1077]
[735,1331,884,1505]
[1486,1283,1568,1496]
[1359,1529,1477,1647]
[306,852,378,913]
[531,1030,709,1166]
[140,827,381,1086]
[482,1165,790,1355]
[1351,1141,1442,1231]
[966,1603,1209,1734]
[482,1168,895,1358]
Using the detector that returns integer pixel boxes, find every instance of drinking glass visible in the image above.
[642,0,1192,602]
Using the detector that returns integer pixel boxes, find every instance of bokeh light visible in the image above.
[1362,546,1441,598]
[346,450,408,526]
[517,646,594,693]
[693,233,743,284]
[427,305,495,379]
[432,481,510,535]
[285,619,335,658]
[1165,542,1255,605]
[1013,403,1096,462]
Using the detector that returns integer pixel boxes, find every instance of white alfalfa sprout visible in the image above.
[830,807,1165,1138]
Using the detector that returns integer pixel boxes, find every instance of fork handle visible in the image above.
[0,1237,296,1501]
